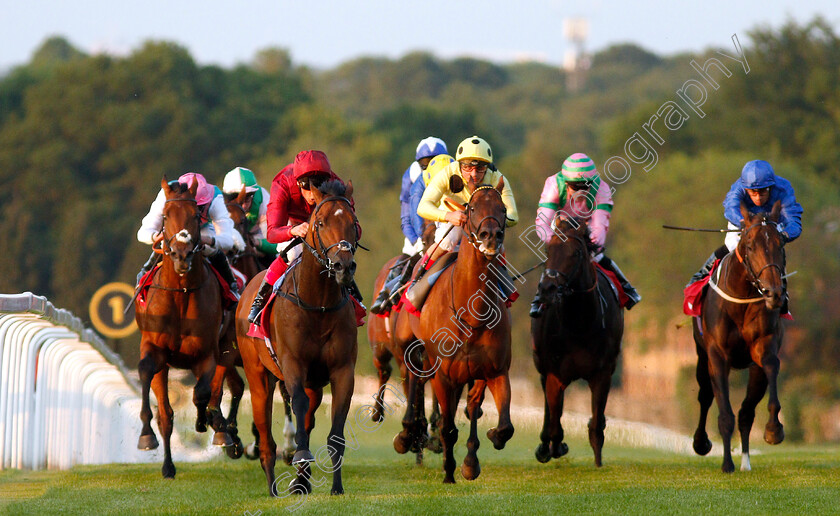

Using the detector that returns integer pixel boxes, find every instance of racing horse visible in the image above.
[407,178,514,483]
[135,177,232,478]
[222,188,295,462]
[531,214,623,466]
[236,179,360,496]
[692,201,786,473]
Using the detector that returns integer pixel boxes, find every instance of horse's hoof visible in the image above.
[213,431,234,447]
[393,433,411,454]
[461,459,481,480]
[280,449,294,466]
[162,462,176,479]
[137,433,159,451]
[331,487,345,495]
[487,425,514,450]
[693,432,713,456]
[425,436,443,454]
[443,475,456,484]
[371,408,384,424]
[552,441,569,458]
[764,423,784,445]
[292,450,315,464]
[245,443,260,461]
[535,443,551,463]
[721,461,735,474]
[195,421,207,433]
[225,438,244,459]
[288,477,312,495]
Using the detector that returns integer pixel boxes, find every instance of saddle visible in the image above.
[594,263,630,308]
[136,262,239,310]
[398,252,459,316]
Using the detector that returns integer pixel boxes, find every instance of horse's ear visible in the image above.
[345,180,354,200]
[236,185,247,204]
[740,201,751,222]
[311,181,325,204]
[161,176,170,194]
[495,177,505,193]
[188,179,198,199]
[769,200,782,222]
[449,175,464,193]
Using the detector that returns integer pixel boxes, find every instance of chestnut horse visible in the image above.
[135,177,231,478]
[368,221,441,463]
[692,201,786,473]
[236,180,360,496]
[407,178,514,484]
[531,214,623,466]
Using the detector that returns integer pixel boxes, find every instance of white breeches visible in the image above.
[434,222,463,252]
[724,222,741,252]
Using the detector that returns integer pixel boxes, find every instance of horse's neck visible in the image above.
[292,250,344,305]
[160,256,206,288]
[720,252,754,296]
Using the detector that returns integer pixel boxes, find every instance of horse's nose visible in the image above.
[349,261,357,274]
[765,286,783,310]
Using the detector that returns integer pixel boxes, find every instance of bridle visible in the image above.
[737,216,785,297]
[225,200,258,261]
[158,198,202,260]
[464,185,507,254]
[300,195,363,277]
[539,231,597,300]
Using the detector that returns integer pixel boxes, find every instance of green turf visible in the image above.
[2,405,839,516]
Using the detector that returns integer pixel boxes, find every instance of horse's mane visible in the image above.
[317,179,347,198]
[168,180,195,198]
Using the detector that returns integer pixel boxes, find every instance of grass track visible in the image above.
[2,404,839,515]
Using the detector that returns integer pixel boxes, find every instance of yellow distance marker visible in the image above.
[89,282,138,339]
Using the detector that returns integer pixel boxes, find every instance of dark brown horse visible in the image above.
[135,177,231,478]
[531,214,623,466]
[368,220,442,463]
[236,180,359,496]
[692,201,786,473]
[406,178,514,484]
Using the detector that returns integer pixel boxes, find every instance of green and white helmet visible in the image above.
[222,167,259,194]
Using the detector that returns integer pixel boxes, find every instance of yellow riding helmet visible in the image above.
[423,154,455,186]
[455,136,493,163]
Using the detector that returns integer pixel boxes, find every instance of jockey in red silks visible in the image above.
[247,150,366,326]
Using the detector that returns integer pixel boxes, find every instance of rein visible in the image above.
[159,198,202,258]
[540,234,597,300]
[464,185,506,253]
[711,217,785,304]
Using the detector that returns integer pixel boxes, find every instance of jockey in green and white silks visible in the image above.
[222,167,278,258]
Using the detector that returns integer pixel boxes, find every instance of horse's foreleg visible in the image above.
[739,364,768,471]
[485,374,515,450]
[588,371,612,467]
[707,349,735,473]
[288,387,323,496]
[371,347,393,423]
[326,366,355,495]
[194,357,231,447]
[150,368,176,478]
[693,340,714,456]
[286,371,314,466]
[278,381,295,465]
[537,373,567,462]
[431,376,458,484]
[242,359,277,496]
[425,388,443,454]
[760,352,784,445]
[223,366,246,459]
[461,379,485,480]
[394,370,420,454]
[137,348,163,450]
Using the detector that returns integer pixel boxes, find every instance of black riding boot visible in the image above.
[348,279,365,306]
[208,249,240,299]
[136,251,160,286]
[599,255,641,310]
[371,254,409,315]
[687,245,729,287]
[248,277,273,324]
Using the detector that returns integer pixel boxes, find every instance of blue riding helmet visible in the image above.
[415,137,448,161]
[741,160,776,190]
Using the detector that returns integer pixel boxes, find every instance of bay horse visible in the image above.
[531,214,623,466]
[135,177,231,478]
[368,220,442,464]
[223,188,296,462]
[236,180,360,496]
[692,201,786,473]
[406,178,514,484]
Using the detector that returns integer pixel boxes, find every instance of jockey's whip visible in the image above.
[511,260,546,281]
[124,253,162,315]
[662,224,741,233]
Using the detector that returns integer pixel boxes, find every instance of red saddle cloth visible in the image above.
[593,263,631,308]
[683,259,792,320]
[136,263,239,310]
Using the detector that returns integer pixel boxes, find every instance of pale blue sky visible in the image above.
[2,0,839,72]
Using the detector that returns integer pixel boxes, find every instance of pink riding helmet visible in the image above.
[178,172,215,205]
[560,153,599,182]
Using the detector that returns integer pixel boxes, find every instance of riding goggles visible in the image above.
[297,175,328,191]
[460,160,489,173]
